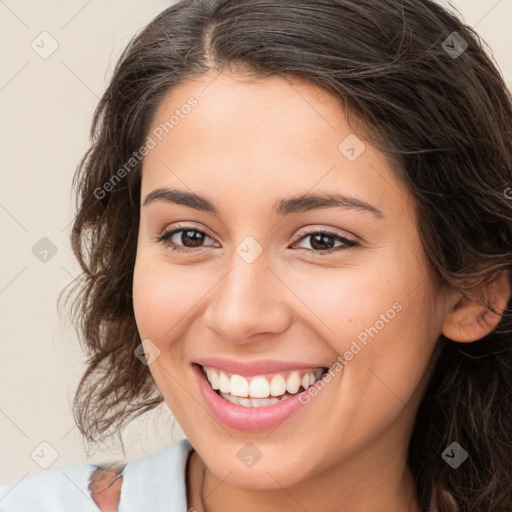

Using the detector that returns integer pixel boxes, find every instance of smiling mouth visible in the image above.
[198,364,329,408]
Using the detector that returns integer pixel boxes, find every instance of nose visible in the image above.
[204,253,292,344]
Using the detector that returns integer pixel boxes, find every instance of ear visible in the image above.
[441,270,511,343]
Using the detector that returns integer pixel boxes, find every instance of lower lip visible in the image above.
[192,364,315,431]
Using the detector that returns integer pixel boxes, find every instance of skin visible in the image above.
[132,68,510,512]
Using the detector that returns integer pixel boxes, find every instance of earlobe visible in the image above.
[441,270,511,343]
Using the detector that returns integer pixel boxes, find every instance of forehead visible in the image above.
[146,69,352,156]
[140,70,412,221]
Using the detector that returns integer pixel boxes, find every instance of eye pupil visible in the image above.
[182,229,204,247]
[310,233,334,250]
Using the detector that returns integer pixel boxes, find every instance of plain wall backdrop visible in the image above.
[1,0,511,485]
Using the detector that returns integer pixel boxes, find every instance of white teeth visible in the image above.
[223,393,237,404]
[219,392,283,407]
[218,372,230,393]
[230,374,249,397]
[202,365,327,402]
[270,375,286,396]
[249,376,270,398]
[207,367,219,390]
[286,371,301,394]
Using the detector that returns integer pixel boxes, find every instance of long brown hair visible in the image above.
[59,1,512,510]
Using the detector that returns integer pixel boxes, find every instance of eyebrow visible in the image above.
[142,187,384,219]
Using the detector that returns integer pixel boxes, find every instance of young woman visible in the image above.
[2,1,511,511]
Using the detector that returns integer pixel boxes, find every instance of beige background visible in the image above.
[1,0,511,485]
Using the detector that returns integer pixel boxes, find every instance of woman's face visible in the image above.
[133,69,453,490]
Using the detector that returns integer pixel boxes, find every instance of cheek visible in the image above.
[288,262,436,391]
[132,256,197,408]
[132,255,200,342]
[282,263,404,347]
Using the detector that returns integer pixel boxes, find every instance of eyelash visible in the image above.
[154,224,358,256]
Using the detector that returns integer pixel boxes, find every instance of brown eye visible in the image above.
[173,229,206,247]
[156,226,217,253]
[292,230,358,255]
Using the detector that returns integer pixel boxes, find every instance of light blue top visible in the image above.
[0,438,194,512]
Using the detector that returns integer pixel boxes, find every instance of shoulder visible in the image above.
[0,438,194,512]
[116,437,193,510]
[0,463,100,511]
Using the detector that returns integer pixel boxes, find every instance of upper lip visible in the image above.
[193,357,328,376]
